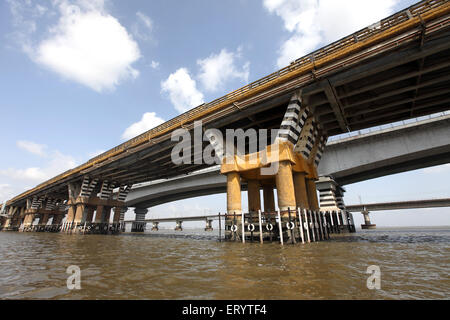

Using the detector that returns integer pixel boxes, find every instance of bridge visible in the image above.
[346,198,450,229]
[125,113,450,209]
[1,0,449,244]
[121,197,450,233]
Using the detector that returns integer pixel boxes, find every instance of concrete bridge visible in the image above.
[347,197,450,229]
[1,0,449,244]
[125,113,450,206]
[122,197,450,233]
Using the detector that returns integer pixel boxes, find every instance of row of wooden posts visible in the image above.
[220,208,355,245]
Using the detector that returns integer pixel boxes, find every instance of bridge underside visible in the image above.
[125,115,450,208]
[8,14,449,208]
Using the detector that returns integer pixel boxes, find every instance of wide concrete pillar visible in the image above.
[22,213,35,231]
[306,179,319,211]
[227,172,242,216]
[73,204,86,224]
[66,205,76,223]
[293,172,309,209]
[275,161,296,212]
[247,180,261,213]
[131,208,147,232]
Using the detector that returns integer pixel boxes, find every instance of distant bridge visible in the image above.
[346,198,450,212]
[122,197,450,232]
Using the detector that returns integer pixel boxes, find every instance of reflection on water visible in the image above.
[0,227,448,299]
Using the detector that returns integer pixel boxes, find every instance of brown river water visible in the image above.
[0,227,448,300]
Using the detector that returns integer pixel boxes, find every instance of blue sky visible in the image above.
[0,0,448,227]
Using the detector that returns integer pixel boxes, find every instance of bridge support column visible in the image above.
[174,220,183,231]
[37,213,49,232]
[205,219,213,231]
[119,207,127,232]
[10,207,24,231]
[52,214,64,231]
[131,208,147,232]
[275,161,297,243]
[1,207,13,230]
[85,207,95,224]
[293,172,309,209]
[263,185,275,212]
[306,178,319,211]
[247,180,261,213]
[151,221,159,231]
[275,161,297,212]
[112,207,123,233]
[226,172,242,240]
[22,213,35,232]
[91,205,105,233]
[73,204,86,227]
[62,205,76,232]
[361,210,376,229]
[316,176,355,233]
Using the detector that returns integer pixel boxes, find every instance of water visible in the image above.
[0,227,449,299]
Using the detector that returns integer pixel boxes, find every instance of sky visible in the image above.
[0,0,448,227]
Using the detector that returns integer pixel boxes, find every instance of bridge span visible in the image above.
[347,198,450,229]
[1,0,449,244]
[125,114,450,208]
[122,198,450,233]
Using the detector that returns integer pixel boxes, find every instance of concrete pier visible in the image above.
[131,208,147,232]
[361,210,376,229]
[174,220,183,231]
[204,219,213,231]
[151,221,159,231]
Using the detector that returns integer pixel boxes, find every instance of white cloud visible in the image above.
[422,164,450,174]
[197,48,250,92]
[16,140,47,157]
[132,11,154,41]
[0,148,77,184]
[0,184,15,203]
[263,0,398,67]
[150,60,160,69]
[161,68,205,113]
[122,112,165,140]
[7,0,141,92]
